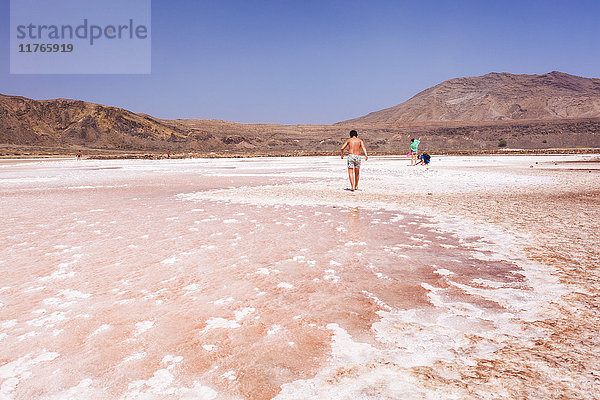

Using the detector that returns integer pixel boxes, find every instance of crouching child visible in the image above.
[416,152,431,165]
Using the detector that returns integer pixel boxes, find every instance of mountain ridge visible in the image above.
[2,71,600,155]
[342,71,600,124]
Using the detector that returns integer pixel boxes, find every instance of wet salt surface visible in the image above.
[0,155,591,399]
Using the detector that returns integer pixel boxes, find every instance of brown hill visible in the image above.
[0,93,351,154]
[0,94,189,148]
[2,70,600,157]
[343,71,600,124]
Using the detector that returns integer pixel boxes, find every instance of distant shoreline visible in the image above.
[1,147,599,160]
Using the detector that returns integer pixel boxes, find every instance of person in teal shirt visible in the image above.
[410,138,420,165]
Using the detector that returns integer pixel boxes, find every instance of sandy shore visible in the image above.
[0,154,598,399]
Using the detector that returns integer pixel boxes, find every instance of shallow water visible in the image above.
[0,156,587,399]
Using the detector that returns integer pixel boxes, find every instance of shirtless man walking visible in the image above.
[340,130,368,191]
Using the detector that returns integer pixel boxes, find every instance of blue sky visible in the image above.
[1,0,599,124]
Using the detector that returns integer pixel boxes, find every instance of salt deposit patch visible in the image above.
[234,307,255,321]
[183,283,200,291]
[0,351,60,380]
[277,282,294,289]
[90,324,112,336]
[255,268,271,275]
[2,320,18,329]
[0,177,59,185]
[267,325,282,335]
[134,321,155,336]
[27,311,69,328]
[202,318,240,331]
[323,270,340,283]
[221,370,237,381]
[203,307,255,332]
[41,378,97,399]
[0,352,60,400]
[434,268,454,276]
[161,355,184,366]
[212,296,234,305]
[344,241,366,246]
[123,354,216,400]
[58,289,91,299]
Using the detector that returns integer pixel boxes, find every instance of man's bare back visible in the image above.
[343,137,366,156]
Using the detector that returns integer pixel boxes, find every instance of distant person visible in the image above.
[167,149,171,159]
[341,130,368,191]
[415,152,431,166]
[76,150,82,160]
[410,138,420,165]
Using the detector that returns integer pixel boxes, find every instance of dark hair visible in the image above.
[349,130,358,137]
[411,138,415,142]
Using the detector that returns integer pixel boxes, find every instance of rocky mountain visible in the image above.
[343,71,600,124]
[1,71,600,156]
[0,94,191,147]
[0,93,350,154]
